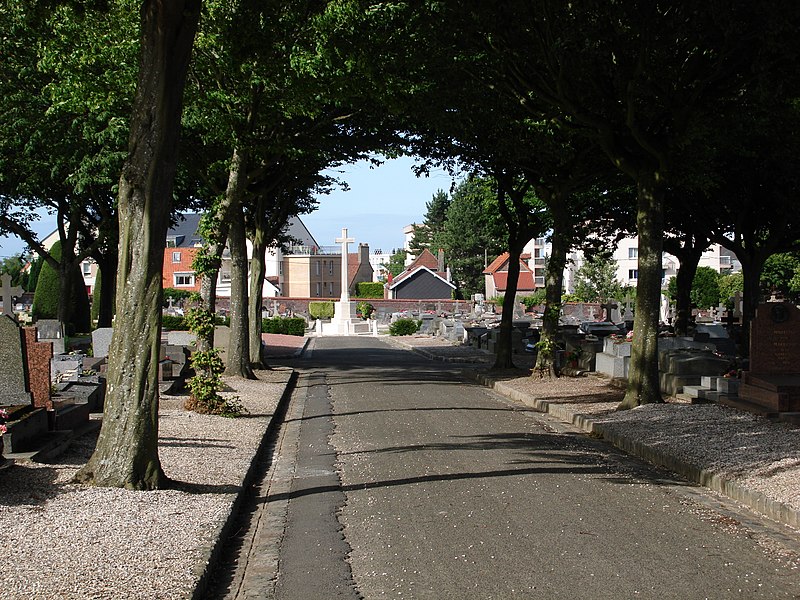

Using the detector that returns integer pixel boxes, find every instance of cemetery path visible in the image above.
[212,336,800,600]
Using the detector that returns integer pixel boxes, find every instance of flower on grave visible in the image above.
[0,408,8,436]
[625,330,634,341]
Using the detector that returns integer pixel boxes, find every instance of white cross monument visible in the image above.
[0,273,23,318]
[329,228,358,334]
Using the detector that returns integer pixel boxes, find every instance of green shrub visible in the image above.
[357,301,374,320]
[32,245,61,319]
[262,316,307,336]
[164,287,193,303]
[389,318,421,336]
[355,282,384,298]
[162,315,189,330]
[309,301,334,319]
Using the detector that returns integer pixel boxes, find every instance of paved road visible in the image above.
[210,336,800,599]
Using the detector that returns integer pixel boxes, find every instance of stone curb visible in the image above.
[473,372,800,530]
[389,338,492,364]
[191,368,299,600]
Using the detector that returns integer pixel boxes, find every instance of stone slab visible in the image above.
[0,314,32,405]
[91,327,114,359]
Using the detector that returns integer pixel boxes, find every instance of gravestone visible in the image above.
[22,327,53,410]
[737,302,800,413]
[37,319,66,355]
[0,273,23,317]
[0,315,32,405]
[91,327,114,359]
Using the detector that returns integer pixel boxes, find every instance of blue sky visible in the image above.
[0,156,457,260]
[304,156,455,253]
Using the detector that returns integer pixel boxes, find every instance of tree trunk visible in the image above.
[738,253,766,357]
[75,0,201,490]
[94,253,118,328]
[248,224,268,369]
[672,249,702,337]
[492,249,521,370]
[225,202,255,378]
[535,201,569,378]
[619,173,664,409]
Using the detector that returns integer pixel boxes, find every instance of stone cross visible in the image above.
[335,227,355,303]
[0,273,23,317]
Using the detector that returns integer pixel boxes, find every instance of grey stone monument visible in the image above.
[0,314,32,405]
[0,274,23,317]
[37,319,66,355]
[91,327,114,359]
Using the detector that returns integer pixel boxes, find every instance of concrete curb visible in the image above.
[474,372,800,530]
[191,368,299,600]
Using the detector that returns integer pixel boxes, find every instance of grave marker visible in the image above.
[0,274,23,317]
[0,315,33,405]
[737,302,800,413]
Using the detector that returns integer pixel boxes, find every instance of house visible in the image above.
[483,252,537,299]
[162,213,320,297]
[387,248,456,299]
[282,242,374,298]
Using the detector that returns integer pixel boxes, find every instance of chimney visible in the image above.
[359,243,369,265]
[437,248,445,273]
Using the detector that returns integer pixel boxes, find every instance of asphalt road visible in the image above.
[212,336,800,599]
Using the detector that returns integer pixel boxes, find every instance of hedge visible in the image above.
[262,317,306,336]
[355,281,384,298]
[162,315,189,330]
[309,301,334,319]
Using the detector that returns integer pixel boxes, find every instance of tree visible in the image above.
[409,190,451,256]
[76,0,202,490]
[760,253,800,298]
[574,253,624,305]
[718,273,744,309]
[436,176,505,298]
[384,250,407,277]
[32,240,91,332]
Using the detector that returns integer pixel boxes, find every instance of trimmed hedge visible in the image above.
[389,318,421,336]
[262,317,306,336]
[309,301,334,319]
[355,281,384,298]
[162,315,189,330]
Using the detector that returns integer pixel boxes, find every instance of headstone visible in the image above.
[737,302,800,413]
[0,273,23,317]
[0,315,32,404]
[37,319,66,355]
[22,327,53,409]
[91,327,114,359]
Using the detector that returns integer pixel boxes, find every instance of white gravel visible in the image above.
[0,371,290,600]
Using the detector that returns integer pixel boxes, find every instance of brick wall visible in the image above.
[162,247,201,292]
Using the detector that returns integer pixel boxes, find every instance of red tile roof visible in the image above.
[492,271,536,292]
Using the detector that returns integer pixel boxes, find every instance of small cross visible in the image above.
[0,273,23,317]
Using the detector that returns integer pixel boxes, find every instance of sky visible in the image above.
[304,156,455,253]
[0,156,456,259]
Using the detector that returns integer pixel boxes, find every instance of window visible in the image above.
[329,261,334,275]
[329,282,334,295]
[174,273,195,287]
[82,262,91,276]
[628,247,638,259]
[172,251,181,263]
[315,282,321,296]
[628,269,638,280]
[315,261,321,276]
[166,238,176,248]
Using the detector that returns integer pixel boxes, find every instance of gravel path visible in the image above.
[0,370,291,600]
